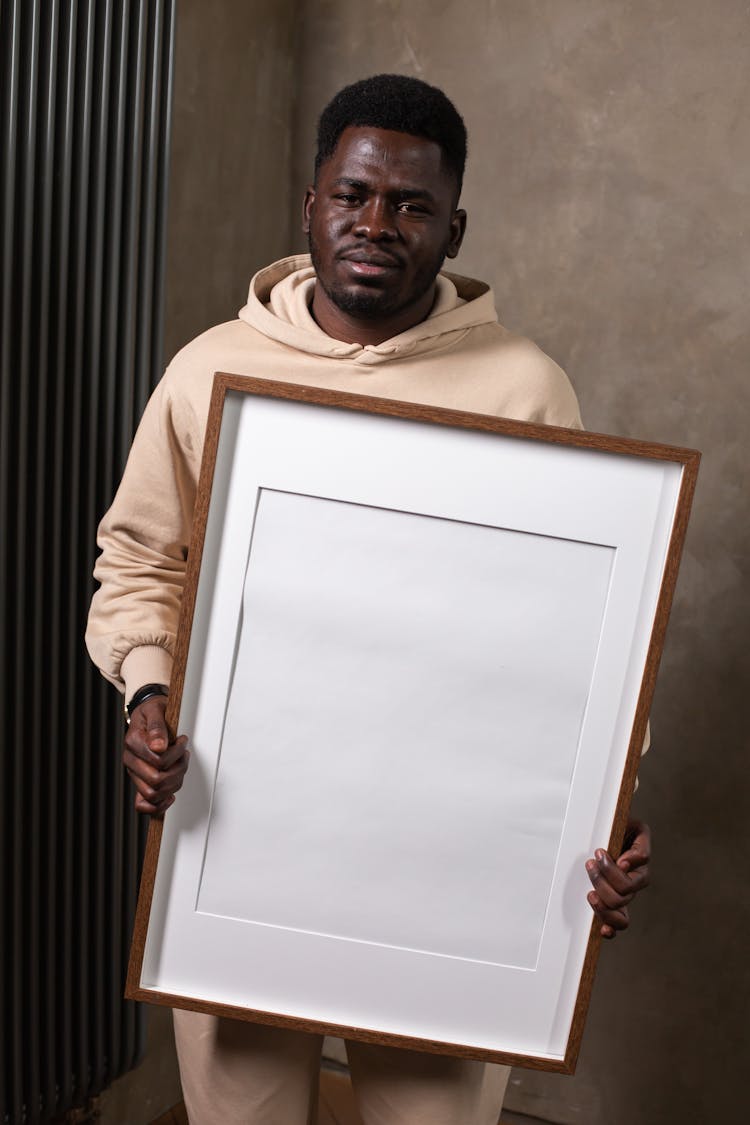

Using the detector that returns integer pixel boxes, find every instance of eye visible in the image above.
[334,192,361,205]
[396,201,429,215]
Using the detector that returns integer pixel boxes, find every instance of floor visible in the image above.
[150,1067,528,1125]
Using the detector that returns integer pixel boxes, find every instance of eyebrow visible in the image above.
[330,177,437,204]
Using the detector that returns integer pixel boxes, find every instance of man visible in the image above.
[87,74,650,1125]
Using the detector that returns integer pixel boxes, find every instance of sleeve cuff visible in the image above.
[121,645,174,702]
[633,720,652,793]
[641,720,651,756]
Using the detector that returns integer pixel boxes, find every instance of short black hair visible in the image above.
[314,74,467,194]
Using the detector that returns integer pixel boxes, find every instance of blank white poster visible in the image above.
[196,488,614,969]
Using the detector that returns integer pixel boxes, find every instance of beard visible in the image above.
[307,232,448,321]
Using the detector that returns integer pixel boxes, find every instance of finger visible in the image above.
[128,697,171,750]
[619,840,650,872]
[137,734,188,770]
[586,855,647,909]
[623,817,651,849]
[125,753,189,804]
[127,772,180,809]
[588,880,634,911]
[586,867,635,912]
[619,820,651,868]
[129,781,179,816]
[588,851,650,896]
[125,732,188,768]
[132,780,175,813]
[587,891,630,932]
[138,711,170,753]
[611,860,650,894]
[615,862,650,891]
[125,760,187,814]
[148,735,189,769]
[134,791,175,816]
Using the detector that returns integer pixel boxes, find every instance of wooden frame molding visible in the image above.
[126,375,699,1074]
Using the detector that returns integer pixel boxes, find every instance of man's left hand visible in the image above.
[586,818,651,940]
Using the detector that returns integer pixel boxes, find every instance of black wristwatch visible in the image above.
[125,682,169,724]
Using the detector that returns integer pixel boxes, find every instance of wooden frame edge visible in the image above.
[564,444,700,1071]
[126,373,700,1075]
[123,984,574,1073]
[210,374,701,465]
[126,375,229,1000]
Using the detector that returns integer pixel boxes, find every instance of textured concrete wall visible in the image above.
[291,4,749,1122]
[164,2,749,1121]
[164,0,298,361]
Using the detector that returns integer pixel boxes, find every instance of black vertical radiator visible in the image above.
[1,1,175,1121]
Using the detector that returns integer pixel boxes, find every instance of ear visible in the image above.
[445,208,467,259]
[302,186,316,235]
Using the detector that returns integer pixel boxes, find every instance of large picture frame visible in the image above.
[126,375,699,1073]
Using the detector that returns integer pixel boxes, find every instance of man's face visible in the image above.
[303,127,466,340]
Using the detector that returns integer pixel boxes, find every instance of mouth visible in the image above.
[339,251,401,277]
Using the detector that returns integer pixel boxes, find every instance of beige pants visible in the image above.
[173,1010,510,1125]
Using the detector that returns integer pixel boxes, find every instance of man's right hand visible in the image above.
[123,695,190,815]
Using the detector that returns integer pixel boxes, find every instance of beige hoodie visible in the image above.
[86,254,582,698]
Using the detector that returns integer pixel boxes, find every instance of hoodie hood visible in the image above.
[238,254,500,365]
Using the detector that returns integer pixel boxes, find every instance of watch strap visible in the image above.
[125,682,169,724]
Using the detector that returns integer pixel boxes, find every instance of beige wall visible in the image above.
[165,3,749,1121]
[163,0,298,361]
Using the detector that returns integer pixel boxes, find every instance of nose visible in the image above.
[353,196,397,241]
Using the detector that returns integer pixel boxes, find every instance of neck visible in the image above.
[309,283,437,345]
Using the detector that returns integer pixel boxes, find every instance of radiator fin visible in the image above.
[0,2,175,1121]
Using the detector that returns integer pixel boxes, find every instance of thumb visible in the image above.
[144,715,169,752]
[139,698,170,752]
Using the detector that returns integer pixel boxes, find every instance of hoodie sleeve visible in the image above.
[85,369,203,699]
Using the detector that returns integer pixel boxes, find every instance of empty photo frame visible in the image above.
[126,376,699,1073]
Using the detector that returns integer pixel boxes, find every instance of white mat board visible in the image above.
[198,489,614,969]
[139,391,683,1062]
